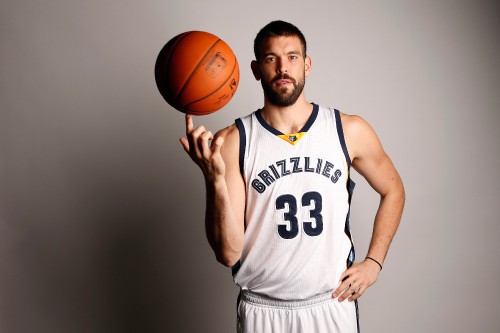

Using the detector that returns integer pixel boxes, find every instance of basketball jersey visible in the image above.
[232,103,356,301]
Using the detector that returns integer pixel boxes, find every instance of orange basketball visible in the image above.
[155,31,240,115]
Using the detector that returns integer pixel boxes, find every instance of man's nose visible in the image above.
[277,58,287,74]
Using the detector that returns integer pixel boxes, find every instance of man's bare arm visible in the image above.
[333,114,405,302]
[180,115,245,267]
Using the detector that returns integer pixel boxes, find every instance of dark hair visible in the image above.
[253,20,307,61]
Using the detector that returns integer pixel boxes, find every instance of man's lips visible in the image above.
[274,79,292,86]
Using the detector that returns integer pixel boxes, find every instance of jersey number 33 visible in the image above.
[275,191,323,239]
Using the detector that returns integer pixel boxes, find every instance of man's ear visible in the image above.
[251,60,261,80]
[305,56,312,77]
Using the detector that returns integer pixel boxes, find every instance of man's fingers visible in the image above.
[348,285,366,302]
[332,275,353,298]
[179,137,190,153]
[212,136,224,154]
[184,125,218,160]
[191,125,207,138]
[185,114,194,134]
[339,267,354,282]
[337,280,360,302]
[333,260,380,302]
[181,116,224,172]
[189,125,207,157]
[199,131,213,159]
[333,267,354,294]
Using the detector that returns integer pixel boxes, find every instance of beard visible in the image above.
[261,72,305,107]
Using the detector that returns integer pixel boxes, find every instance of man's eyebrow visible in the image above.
[262,50,301,57]
[262,52,277,57]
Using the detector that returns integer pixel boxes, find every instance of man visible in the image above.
[179,20,405,333]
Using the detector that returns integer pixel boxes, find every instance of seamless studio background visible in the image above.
[1,0,499,332]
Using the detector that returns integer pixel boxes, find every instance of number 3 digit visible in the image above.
[275,194,299,239]
[302,191,323,236]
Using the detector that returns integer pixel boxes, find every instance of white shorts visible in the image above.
[237,290,359,333]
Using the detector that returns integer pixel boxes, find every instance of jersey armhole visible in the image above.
[234,118,246,177]
[232,118,246,277]
[334,109,352,169]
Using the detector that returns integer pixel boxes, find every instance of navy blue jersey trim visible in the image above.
[255,103,319,136]
[355,299,360,333]
[256,110,283,135]
[344,178,356,268]
[236,289,242,310]
[334,109,352,168]
[231,260,241,276]
[232,119,245,277]
[301,103,319,132]
[234,118,246,177]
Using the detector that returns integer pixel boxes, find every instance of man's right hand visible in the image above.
[179,114,245,267]
[179,114,226,181]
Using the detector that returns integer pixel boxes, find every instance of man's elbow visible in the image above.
[216,251,241,267]
[397,180,406,204]
[388,177,405,200]
[380,181,405,207]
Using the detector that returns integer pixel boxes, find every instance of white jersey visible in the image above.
[232,104,356,301]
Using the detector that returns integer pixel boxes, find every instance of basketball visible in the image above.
[155,31,240,115]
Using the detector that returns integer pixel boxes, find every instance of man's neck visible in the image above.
[260,98,313,134]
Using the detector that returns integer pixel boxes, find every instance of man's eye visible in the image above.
[265,57,275,63]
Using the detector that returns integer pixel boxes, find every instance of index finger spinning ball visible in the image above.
[155,31,240,115]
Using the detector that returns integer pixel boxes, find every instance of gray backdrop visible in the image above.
[1,0,499,332]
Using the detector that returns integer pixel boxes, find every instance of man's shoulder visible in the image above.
[339,112,367,132]
[337,112,382,161]
[315,105,367,132]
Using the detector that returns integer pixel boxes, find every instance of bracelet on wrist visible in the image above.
[365,256,383,270]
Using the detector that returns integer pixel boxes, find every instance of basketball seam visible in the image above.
[158,31,191,105]
[166,32,191,70]
[184,58,238,113]
[175,38,222,108]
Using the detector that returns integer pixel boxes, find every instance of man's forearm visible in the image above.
[366,187,405,265]
[205,177,244,267]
